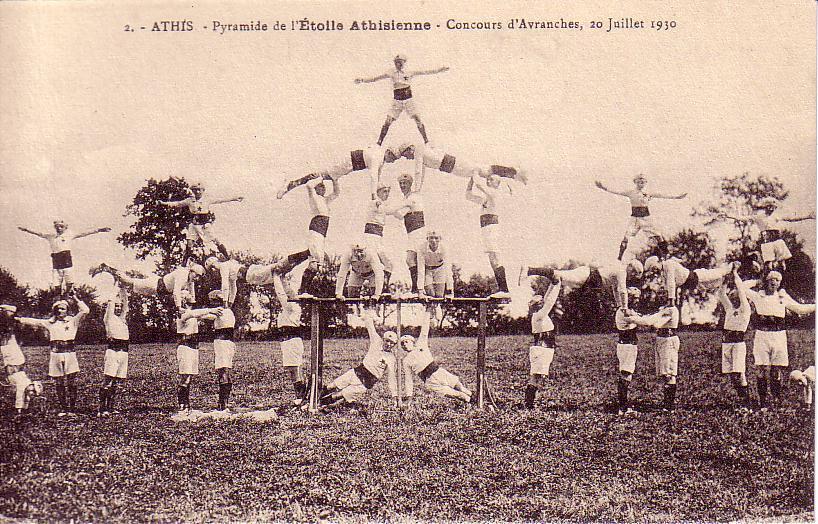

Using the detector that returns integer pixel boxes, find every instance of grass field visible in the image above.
[1,330,814,522]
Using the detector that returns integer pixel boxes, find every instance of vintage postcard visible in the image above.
[0,1,815,522]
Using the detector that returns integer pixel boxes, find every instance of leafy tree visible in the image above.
[446,266,507,334]
[694,172,788,259]
[118,177,203,273]
[0,267,33,311]
[637,229,717,310]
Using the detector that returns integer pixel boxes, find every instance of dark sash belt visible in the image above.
[107,339,129,351]
[618,329,638,345]
[364,223,384,237]
[393,86,412,100]
[657,328,676,338]
[418,361,440,382]
[50,340,75,353]
[404,211,425,233]
[533,331,556,348]
[51,250,73,270]
[214,328,235,340]
[722,330,746,344]
[631,206,650,218]
[756,315,785,332]
[480,214,499,227]
[353,364,378,389]
[351,149,367,171]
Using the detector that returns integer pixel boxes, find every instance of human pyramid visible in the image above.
[1,54,816,420]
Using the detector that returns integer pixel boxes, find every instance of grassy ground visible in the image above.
[0,330,814,522]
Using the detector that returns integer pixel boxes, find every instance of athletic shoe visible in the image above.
[296,293,315,300]
[57,411,68,417]
[400,291,418,300]
[618,408,636,416]
[89,263,110,277]
[489,291,511,300]
[275,181,289,200]
[518,265,529,286]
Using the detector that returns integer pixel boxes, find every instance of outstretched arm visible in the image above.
[781,292,816,316]
[362,309,380,341]
[17,227,48,239]
[73,227,112,240]
[335,257,351,298]
[418,308,431,347]
[181,307,224,322]
[593,181,628,197]
[649,191,687,200]
[210,196,245,205]
[158,196,192,208]
[73,298,90,324]
[780,212,816,222]
[409,66,450,77]
[354,73,389,84]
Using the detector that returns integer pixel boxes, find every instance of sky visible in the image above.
[0,1,815,316]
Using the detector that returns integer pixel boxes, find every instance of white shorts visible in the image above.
[407,227,426,252]
[364,232,385,253]
[1,342,25,368]
[753,330,788,367]
[103,349,129,378]
[529,345,555,376]
[480,223,500,253]
[177,345,200,375]
[625,216,660,238]
[388,97,419,119]
[760,239,792,263]
[334,369,367,403]
[655,336,679,377]
[214,339,236,369]
[721,342,747,374]
[246,264,275,286]
[49,352,80,377]
[51,268,74,288]
[425,368,462,395]
[186,223,216,243]
[281,337,304,367]
[616,344,638,374]
[424,265,449,286]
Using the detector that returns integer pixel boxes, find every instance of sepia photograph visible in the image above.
[0,1,815,521]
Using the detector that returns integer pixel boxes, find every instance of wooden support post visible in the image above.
[477,301,487,409]
[395,299,403,409]
[307,302,321,414]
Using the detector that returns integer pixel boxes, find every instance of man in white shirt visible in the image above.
[644,256,735,307]
[595,174,687,261]
[614,288,644,415]
[273,273,307,405]
[362,185,394,290]
[158,182,244,264]
[420,144,528,185]
[386,166,426,295]
[789,366,815,408]
[99,286,130,416]
[417,230,455,299]
[525,277,561,409]
[521,259,644,311]
[625,290,680,411]
[401,307,473,404]
[335,242,385,300]
[355,54,449,145]
[1,305,42,415]
[742,271,816,409]
[465,176,510,298]
[18,220,111,293]
[207,290,237,411]
[91,263,205,313]
[717,267,752,409]
[318,309,398,409]
[17,292,90,416]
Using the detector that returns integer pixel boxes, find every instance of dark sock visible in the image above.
[99,387,109,412]
[617,378,629,410]
[490,165,518,179]
[527,267,554,279]
[182,245,193,266]
[663,384,677,410]
[67,384,78,412]
[737,385,750,407]
[770,372,782,399]
[618,238,629,261]
[757,376,768,407]
[287,250,311,268]
[409,266,418,292]
[216,243,229,259]
[300,267,318,294]
[294,380,306,399]
[287,174,319,193]
[524,384,537,409]
[178,385,190,409]
[383,271,392,291]
[494,266,509,292]
[417,122,429,144]
[56,384,67,409]
[108,383,117,411]
[218,383,232,410]
[377,123,390,146]
[655,240,669,259]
